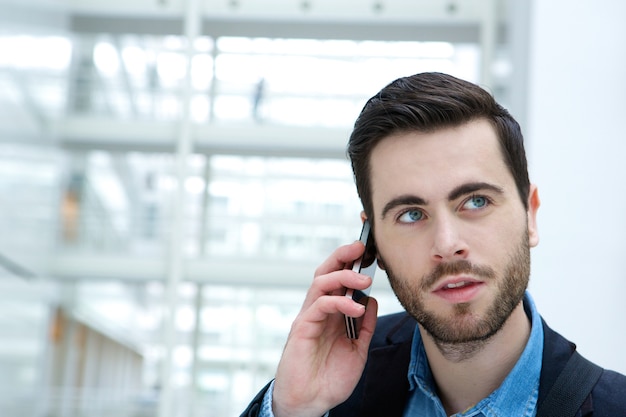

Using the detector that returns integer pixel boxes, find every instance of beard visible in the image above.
[382,232,530,348]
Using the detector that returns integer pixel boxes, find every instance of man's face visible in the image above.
[368,119,539,344]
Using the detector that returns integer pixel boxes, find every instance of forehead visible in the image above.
[369,119,514,204]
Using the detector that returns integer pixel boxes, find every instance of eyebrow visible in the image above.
[380,182,505,219]
[381,195,427,219]
[448,182,504,201]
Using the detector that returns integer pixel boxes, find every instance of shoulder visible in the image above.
[591,369,626,414]
[540,318,626,414]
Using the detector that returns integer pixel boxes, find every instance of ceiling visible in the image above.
[0,0,520,287]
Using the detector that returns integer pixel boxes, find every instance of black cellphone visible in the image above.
[344,220,377,339]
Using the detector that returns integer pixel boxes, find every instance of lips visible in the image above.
[433,277,484,304]
[435,277,482,291]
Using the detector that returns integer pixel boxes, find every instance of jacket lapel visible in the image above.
[359,340,413,416]
[331,313,416,417]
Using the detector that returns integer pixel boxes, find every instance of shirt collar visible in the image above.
[407,291,544,416]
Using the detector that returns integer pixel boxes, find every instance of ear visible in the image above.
[527,184,540,248]
[360,211,387,271]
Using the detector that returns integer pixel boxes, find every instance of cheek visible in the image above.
[376,230,430,277]
[474,220,527,269]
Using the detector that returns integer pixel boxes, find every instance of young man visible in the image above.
[241,72,626,416]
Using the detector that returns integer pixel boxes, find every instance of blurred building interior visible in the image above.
[1,0,595,416]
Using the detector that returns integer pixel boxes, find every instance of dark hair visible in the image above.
[347,72,529,223]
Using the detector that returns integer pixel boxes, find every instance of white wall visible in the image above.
[526,0,626,374]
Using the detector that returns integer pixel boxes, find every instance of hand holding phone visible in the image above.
[344,220,377,339]
[271,228,379,416]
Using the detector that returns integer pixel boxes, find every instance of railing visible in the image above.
[0,386,250,417]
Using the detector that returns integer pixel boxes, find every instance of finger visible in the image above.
[358,297,378,340]
[352,297,379,355]
[294,293,368,338]
[302,269,372,309]
[302,241,368,309]
[314,241,365,278]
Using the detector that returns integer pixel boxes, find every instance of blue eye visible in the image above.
[398,209,424,223]
[464,195,489,210]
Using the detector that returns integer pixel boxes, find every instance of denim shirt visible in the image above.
[404,291,543,417]
[260,292,543,417]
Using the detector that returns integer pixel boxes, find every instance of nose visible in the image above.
[430,214,469,262]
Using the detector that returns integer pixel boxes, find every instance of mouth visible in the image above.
[433,277,484,303]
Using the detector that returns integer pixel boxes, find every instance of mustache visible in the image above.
[422,260,496,289]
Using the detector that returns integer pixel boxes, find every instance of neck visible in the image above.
[419,302,531,416]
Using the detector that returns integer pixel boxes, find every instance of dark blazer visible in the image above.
[242,310,626,417]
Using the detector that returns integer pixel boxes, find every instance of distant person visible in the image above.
[241,72,626,416]
[253,77,266,123]
[61,174,83,243]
